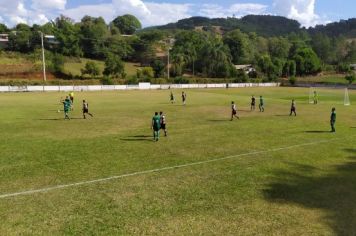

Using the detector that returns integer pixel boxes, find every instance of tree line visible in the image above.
[0,14,356,82]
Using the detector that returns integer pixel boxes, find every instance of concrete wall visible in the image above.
[0,83,280,93]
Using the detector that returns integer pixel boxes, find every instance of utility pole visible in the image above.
[166,37,175,80]
[167,47,170,80]
[40,32,47,82]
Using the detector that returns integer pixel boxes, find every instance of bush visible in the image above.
[234,70,249,83]
[289,76,297,85]
[101,76,114,85]
[137,67,154,79]
[103,53,125,78]
[173,76,190,84]
[81,61,100,78]
[126,75,138,85]
[345,73,356,84]
[337,63,351,73]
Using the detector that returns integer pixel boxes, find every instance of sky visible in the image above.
[0,0,355,28]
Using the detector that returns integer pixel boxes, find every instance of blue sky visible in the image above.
[0,0,355,28]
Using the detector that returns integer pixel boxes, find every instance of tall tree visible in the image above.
[54,15,83,57]
[79,16,109,59]
[223,29,251,64]
[112,14,142,35]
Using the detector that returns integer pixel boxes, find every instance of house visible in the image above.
[44,35,59,44]
[234,64,256,74]
[0,34,9,48]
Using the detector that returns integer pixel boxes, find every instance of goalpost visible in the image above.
[344,88,351,106]
[309,87,351,106]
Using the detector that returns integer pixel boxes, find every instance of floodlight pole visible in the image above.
[40,31,47,82]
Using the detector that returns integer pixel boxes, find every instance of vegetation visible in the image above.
[0,14,356,82]
[0,88,355,234]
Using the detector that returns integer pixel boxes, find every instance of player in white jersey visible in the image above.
[231,101,239,121]
[160,111,167,136]
[82,100,93,119]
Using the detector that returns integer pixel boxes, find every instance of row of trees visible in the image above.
[1,14,356,80]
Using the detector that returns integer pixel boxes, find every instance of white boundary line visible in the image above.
[0,136,353,199]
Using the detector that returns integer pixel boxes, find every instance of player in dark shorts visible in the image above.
[231,101,239,121]
[82,100,93,119]
[330,107,336,132]
[182,91,187,105]
[61,96,71,120]
[290,99,297,116]
[152,112,161,141]
[160,111,167,136]
[259,96,265,112]
[251,95,256,111]
[170,91,175,104]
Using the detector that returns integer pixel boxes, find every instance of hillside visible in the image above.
[152,15,301,37]
[150,15,356,39]
[308,18,356,37]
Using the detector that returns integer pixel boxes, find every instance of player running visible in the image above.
[251,95,256,111]
[231,101,240,121]
[170,91,175,104]
[259,96,265,112]
[82,100,93,119]
[62,96,71,120]
[152,112,161,141]
[330,107,336,132]
[182,91,187,105]
[290,99,297,116]
[160,111,167,136]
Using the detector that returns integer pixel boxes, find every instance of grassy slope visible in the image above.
[296,74,356,85]
[0,88,355,235]
[64,58,140,77]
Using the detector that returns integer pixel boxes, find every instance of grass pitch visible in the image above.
[0,87,355,235]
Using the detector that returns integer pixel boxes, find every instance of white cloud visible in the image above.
[143,2,192,26]
[273,0,320,27]
[0,0,328,28]
[62,4,116,23]
[0,0,51,26]
[199,3,268,19]
[62,0,192,27]
[31,0,67,10]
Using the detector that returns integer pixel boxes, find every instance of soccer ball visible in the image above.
[57,109,60,113]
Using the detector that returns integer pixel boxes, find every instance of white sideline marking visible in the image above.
[0,137,351,199]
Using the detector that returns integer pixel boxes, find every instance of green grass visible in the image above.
[297,74,356,85]
[0,87,355,235]
[64,58,140,77]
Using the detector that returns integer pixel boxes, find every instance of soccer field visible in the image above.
[0,87,355,235]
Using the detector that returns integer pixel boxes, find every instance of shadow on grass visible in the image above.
[263,149,356,235]
[38,118,83,121]
[208,119,229,122]
[129,135,152,138]
[121,135,153,142]
[305,131,331,133]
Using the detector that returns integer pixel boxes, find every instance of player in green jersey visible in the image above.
[62,96,71,120]
[152,112,161,141]
[259,96,265,112]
